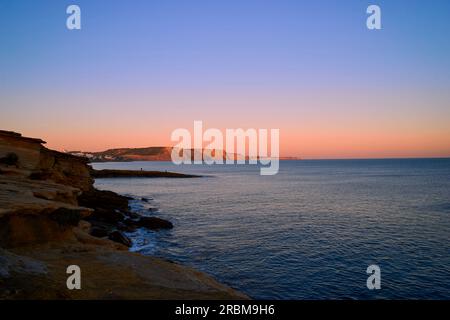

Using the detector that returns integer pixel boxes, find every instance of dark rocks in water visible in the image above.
[117,221,138,233]
[78,187,173,245]
[124,211,140,220]
[78,189,130,212]
[78,189,131,225]
[89,221,132,247]
[147,207,158,213]
[108,231,132,247]
[137,216,173,230]
[89,220,117,237]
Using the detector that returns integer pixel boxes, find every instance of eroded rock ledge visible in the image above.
[0,130,247,300]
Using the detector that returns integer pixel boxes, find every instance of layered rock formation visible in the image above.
[0,130,247,300]
[0,130,93,190]
[0,130,94,247]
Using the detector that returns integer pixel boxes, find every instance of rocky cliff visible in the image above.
[0,130,247,300]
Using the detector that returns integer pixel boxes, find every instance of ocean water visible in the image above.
[92,159,450,299]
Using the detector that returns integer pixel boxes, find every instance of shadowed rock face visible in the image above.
[36,148,93,192]
[0,176,92,247]
[0,130,93,191]
[0,130,248,300]
[0,131,44,172]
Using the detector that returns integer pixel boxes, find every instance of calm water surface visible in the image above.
[93,159,450,299]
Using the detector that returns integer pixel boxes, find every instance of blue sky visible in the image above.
[1,0,449,91]
[1,0,449,157]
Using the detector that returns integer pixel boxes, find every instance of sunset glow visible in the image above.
[1,0,450,158]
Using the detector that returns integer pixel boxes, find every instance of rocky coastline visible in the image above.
[0,130,247,299]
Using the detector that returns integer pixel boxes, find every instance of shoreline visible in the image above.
[0,130,248,300]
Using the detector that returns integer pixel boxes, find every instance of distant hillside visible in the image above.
[68,147,246,162]
[68,147,300,162]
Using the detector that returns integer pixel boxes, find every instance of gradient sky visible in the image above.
[1,0,450,158]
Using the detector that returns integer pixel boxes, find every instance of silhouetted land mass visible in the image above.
[90,168,201,179]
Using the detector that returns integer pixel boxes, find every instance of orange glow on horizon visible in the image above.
[17,124,449,160]
[3,88,450,159]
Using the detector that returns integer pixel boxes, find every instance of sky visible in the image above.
[1,0,450,158]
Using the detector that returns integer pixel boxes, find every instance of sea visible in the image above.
[92,159,450,299]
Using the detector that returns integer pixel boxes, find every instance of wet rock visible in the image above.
[124,211,140,219]
[141,197,149,202]
[108,231,132,247]
[78,189,130,212]
[137,216,173,230]
[117,221,137,233]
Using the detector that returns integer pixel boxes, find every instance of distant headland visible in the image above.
[68,147,301,162]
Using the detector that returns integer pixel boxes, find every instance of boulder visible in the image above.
[87,208,125,224]
[108,231,132,247]
[78,189,130,212]
[117,221,138,233]
[136,216,173,230]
